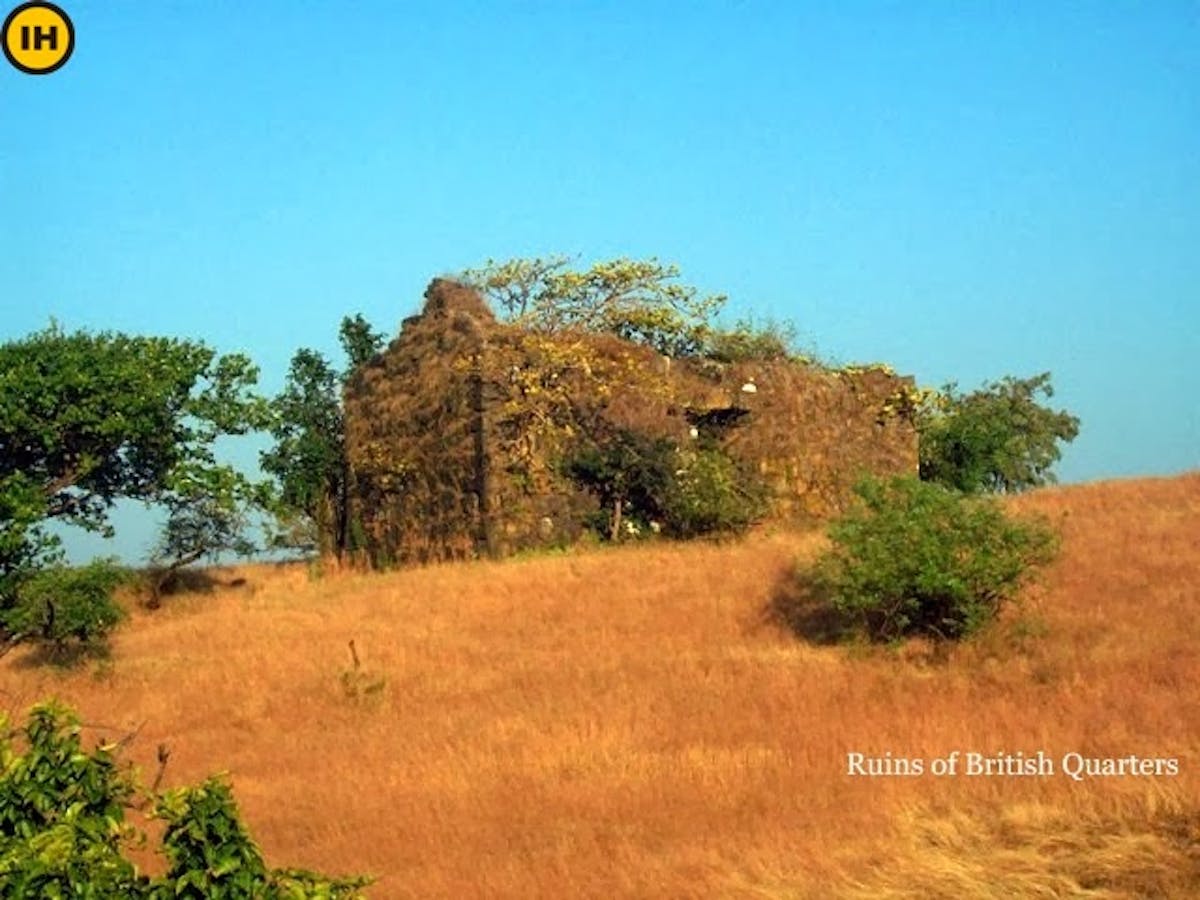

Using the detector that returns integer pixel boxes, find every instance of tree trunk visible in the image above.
[316,493,337,560]
[334,465,350,562]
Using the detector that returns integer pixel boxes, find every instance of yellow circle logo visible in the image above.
[3,2,74,75]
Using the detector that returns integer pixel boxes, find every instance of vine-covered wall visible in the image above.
[344,279,918,566]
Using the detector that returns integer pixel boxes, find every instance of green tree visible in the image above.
[564,429,768,541]
[0,326,265,535]
[0,324,269,646]
[261,350,344,557]
[564,429,676,540]
[918,372,1080,494]
[261,315,385,559]
[0,476,58,633]
[147,469,270,608]
[461,256,727,356]
[662,447,768,538]
[0,560,130,660]
[338,314,386,370]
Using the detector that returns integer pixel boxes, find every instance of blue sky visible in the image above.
[2,2,1197,562]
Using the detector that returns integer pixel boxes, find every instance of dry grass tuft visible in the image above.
[2,472,1198,898]
[843,791,1200,899]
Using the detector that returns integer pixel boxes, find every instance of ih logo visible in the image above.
[3,1,74,74]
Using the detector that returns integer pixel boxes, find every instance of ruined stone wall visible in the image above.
[675,360,919,520]
[345,279,605,564]
[344,279,493,565]
[345,279,918,566]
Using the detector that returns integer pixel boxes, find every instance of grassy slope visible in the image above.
[2,473,1198,898]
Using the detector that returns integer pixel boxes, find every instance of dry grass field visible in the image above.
[3,473,1199,898]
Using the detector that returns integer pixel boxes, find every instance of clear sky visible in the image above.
[2,2,1197,563]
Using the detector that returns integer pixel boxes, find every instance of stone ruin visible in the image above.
[343,278,918,566]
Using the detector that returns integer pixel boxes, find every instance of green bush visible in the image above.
[0,703,141,897]
[154,777,370,899]
[0,476,65,638]
[564,429,676,540]
[704,317,798,363]
[0,701,371,898]
[1,560,128,657]
[564,431,767,541]
[662,448,769,538]
[809,476,1059,642]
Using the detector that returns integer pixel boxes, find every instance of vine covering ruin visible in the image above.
[342,279,919,566]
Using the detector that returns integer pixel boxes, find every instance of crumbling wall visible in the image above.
[675,360,919,519]
[345,279,606,564]
[344,279,493,565]
[345,279,919,566]
[594,356,918,521]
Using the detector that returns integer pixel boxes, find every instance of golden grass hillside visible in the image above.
[3,473,1198,898]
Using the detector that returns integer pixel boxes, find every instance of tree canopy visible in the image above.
[261,314,385,558]
[0,323,269,641]
[460,256,727,356]
[917,372,1081,494]
[0,325,263,535]
[338,313,386,370]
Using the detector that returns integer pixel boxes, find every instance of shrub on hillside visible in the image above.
[703,317,799,363]
[808,476,1059,642]
[661,448,769,538]
[0,559,128,659]
[565,429,675,540]
[565,431,768,541]
[0,701,371,898]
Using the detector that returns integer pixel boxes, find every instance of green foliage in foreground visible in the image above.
[810,476,1059,642]
[0,702,371,898]
[918,372,1080,494]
